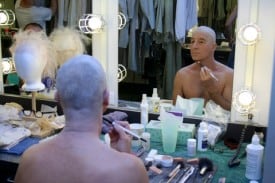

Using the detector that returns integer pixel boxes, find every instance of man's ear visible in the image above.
[211,42,217,51]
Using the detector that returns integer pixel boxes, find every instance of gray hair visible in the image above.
[56,55,107,111]
[194,26,216,43]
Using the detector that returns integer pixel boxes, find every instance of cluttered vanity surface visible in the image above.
[0,94,264,183]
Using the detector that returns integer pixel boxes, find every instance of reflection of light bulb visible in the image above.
[243,26,258,42]
[0,12,8,24]
[117,64,127,82]
[2,61,12,74]
[238,23,261,45]
[238,91,253,106]
[233,89,256,114]
[88,16,103,30]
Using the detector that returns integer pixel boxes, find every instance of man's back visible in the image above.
[15,132,148,183]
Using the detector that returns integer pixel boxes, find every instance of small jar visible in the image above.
[141,132,151,151]
[187,138,197,157]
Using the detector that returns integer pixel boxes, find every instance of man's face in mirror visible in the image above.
[190,32,216,62]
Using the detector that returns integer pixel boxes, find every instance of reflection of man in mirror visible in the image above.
[15,0,57,31]
[172,26,233,111]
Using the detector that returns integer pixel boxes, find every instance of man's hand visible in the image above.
[108,121,132,153]
[200,67,219,94]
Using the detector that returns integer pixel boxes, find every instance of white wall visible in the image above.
[231,0,275,126]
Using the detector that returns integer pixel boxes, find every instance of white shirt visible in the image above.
[15,6,52,30]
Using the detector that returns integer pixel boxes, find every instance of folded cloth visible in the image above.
[0,137,40,155]
[102,111,128,134]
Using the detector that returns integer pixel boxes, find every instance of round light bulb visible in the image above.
[243,26,258,42]
[2,61,12,74]
[88,16,103,30]
[238,91,253,106]
[0,12,8,24]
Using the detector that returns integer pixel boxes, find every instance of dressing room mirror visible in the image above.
[1,0,237,113]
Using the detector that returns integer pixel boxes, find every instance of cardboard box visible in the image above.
[145,120,195,146]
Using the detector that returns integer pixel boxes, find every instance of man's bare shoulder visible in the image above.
[110,152,148,182]
[216,61,233,71]
[216,62,234,75]
[177,64,198,75]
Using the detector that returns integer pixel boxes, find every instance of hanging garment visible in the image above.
[154,0,165,43]
[139,0,155,31]
[57,0,65,27]
[127,0,139,71]
[175,0,198,44]
[118,0,130,48]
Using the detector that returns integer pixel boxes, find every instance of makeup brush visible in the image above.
[167,162,185,183]
[198,158,213,176]
[103,117,147,142]
[197,61,219,81]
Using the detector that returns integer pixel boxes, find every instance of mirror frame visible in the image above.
[1,0,275,126]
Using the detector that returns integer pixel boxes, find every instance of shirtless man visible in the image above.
[15,55,149,183]
[173,26,233,111]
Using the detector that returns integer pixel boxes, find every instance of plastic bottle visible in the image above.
[140,94,149,127]
[254,127,264,144]
[197,121,208,151]
[187,138,197,157]
[245,133,264,180]
[151,88,160,113]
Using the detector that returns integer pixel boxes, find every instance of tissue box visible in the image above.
[146,120,195,146]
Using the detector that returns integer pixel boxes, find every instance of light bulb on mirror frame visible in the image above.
[118,12,127,30]
[117,64,127,82]
[238,23,261,45]
[2,58,12,74]
[79,14,105,34]
[0,9,15,25]
[233,88,256,115]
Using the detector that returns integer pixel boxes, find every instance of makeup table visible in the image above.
[140,141,252,183]
[0,135,258,183]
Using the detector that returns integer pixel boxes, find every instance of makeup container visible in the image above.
[141,132,151,151]
[187,138,196,157]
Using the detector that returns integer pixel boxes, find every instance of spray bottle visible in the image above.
[140,94,149,127]
[151,88,160,113]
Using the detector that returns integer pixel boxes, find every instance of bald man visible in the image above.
[172,26,233,111]
[15,55,149,183]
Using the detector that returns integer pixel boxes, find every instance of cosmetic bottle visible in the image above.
[140,94,149,127]
[254,127,264,144]
[197,121,208,151]
[187,138,197,157]
[245,133,264,180]
[151,88,160,113]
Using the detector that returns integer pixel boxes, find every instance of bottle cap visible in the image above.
[252,133,260,145]
[187,138,196,145]
[152,88,158,98]
[200,122,207,129]
[142,93,147,101]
